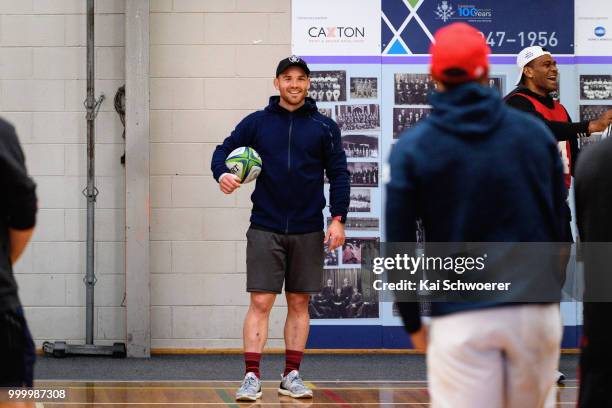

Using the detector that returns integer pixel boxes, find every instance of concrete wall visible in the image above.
[2,0,293,349]
[149,0,291,349]
[0,0,126,346]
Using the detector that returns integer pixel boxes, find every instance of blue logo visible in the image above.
[594,26,606,37]
[456,5,492,20]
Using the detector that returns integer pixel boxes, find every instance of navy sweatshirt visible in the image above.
[211,96,350,234]
[386,83,566,333]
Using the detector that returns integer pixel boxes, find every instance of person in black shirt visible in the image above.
[0,117,38,389]
[575,137,612,407]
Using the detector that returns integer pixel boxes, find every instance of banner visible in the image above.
[382,0,574,55]
[575,0,612,56]
[292,0,382,56]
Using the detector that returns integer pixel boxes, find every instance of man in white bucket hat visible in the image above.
[505,45,612,386]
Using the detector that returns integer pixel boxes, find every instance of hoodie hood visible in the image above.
[265,96,318,115]
[428,82,505,136]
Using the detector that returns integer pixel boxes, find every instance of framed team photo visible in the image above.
[348,188,371,213]
[394,73,435,105]
[309,268,379,319]
[335,104,380,131]
[327,217,380,231]
[350,77,378,99]
[341,134,378,158]
[580,104,610,122]
[308,70,347,102]
[580,75,612,101]
[393,107,432,138]
[347,162,379,187]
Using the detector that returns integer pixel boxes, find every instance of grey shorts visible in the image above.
[246,227,325,294]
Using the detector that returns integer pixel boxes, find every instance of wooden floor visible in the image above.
[19,380,578,407]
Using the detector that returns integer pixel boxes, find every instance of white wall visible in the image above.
[0,0,126,346]
[3,0,293,350]
[149,0,291,349]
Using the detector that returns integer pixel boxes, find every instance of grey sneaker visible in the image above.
[278,370,313,399]
[236,372,262,401]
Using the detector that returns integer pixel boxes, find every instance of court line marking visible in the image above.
[38,403,434,406]
[36,386,434,390]
[34,378,580,383]
[31,385,579,390]
[35,404,44,408]
[35,403,582,406]
[35,379,433,383]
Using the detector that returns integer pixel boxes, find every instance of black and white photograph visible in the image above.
[341,237,380,265]
[327,217,380,231]
[394,73,435,105]
[318,108,333,118]
[349,188,371,213]
[345,217,379,231]
[580,75,612,100]
[488,76,505,95]
[324,244,339,267]
[350,77,378,99]
[342,134,378,158]
[335,104,380,131]
[393,107,432,138]
[309,268,379,319]
[308,70,346,102]
[580,104,611,122]
[348,161,379,187]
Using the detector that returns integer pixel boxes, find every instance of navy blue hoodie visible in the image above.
[386,83,566,332]
[211,96,350,234]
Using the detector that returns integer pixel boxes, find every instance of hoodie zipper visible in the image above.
[286,114,293,234]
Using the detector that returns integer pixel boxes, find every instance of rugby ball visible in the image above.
[225,147,262,184]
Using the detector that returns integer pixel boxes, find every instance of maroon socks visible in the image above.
[244,352,261,378]
[245,350,304,378]
[284,349,304,376]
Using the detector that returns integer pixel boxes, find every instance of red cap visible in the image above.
[429,23,490,84]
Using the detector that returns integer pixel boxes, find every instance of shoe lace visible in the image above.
[290,374,306,388]
[243,376,258,390]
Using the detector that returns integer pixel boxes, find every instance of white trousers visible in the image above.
[427,304,561,408]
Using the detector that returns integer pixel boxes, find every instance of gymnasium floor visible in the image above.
[28,354,579,406]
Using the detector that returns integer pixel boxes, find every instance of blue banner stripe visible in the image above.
[307,325,581,349]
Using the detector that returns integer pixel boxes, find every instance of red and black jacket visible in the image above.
[505,87,588,190]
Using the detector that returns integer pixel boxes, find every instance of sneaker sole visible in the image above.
[278,388,313,399]
[236,391,262,401]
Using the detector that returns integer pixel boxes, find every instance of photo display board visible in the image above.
[293,0,611,346]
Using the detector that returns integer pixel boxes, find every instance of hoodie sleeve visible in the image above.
[323,120,350,219]
[386,141,421,333]
[210,116,256,182]
[0,121,37,230]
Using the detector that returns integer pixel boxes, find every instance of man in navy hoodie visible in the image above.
[211,56,349,401]
[387,23,566,407]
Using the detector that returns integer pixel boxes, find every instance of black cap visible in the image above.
[275,55,310,77]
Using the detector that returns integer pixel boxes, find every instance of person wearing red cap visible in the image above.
[388,23,566,407]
